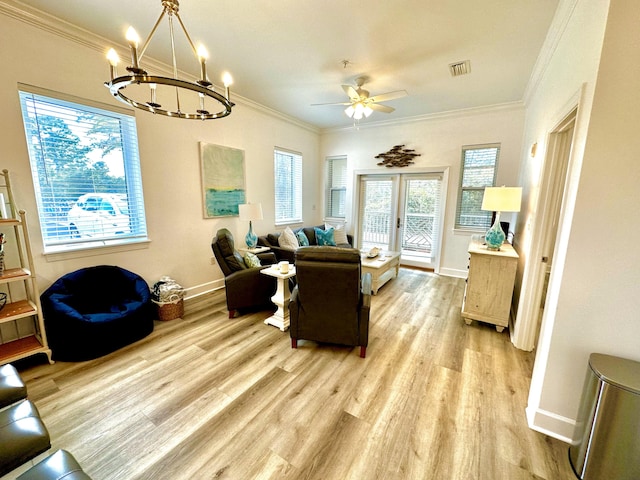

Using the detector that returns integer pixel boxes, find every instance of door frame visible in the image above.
[511,87,584,351]
[352,166,449,273]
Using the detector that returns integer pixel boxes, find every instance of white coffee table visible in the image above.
[361,251,400,294]
[260,264,296,331]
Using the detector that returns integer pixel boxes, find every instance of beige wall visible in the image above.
[320,106,525,277]
[0,10,322,297]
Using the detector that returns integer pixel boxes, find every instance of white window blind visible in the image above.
[274,148,302,225]
[326,156,347,219]
[18,85,148,253]
[455,144,499,229]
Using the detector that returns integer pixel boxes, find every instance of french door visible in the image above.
[357,172,444,269]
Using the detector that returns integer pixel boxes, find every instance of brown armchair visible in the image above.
[289,246,372,357]
[211,228,277,318]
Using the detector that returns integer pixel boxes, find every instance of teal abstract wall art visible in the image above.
[200,142,246,218]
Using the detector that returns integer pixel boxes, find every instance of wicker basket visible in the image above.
[153,297,184,321]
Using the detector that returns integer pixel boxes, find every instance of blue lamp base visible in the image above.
[245,221,257,248]
[485,212,505,250]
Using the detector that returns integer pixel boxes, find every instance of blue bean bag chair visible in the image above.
[40,265,154,361]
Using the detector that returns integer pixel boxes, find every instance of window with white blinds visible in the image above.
[18,85,148,253]
[274,148,302,225]
[455,144,499,229]
[326,156,347,219]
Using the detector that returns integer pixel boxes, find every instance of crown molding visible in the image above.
[522,0,580,106]
[320,101,525,134]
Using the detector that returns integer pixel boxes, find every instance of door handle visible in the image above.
[397,218,401,228]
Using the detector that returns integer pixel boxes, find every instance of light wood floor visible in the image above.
[14,268,575,480]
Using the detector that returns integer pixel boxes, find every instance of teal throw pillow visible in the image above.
[314,226,336,246]
[296,230,310,246]
[244,252,262,268]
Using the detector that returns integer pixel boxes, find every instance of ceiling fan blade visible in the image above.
[311,101,352,106]
[368,90,408,103]
[368,103,395,113]
[342,85,360,102]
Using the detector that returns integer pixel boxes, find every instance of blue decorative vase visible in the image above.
[245,221,257,248]
[485,213,505,250]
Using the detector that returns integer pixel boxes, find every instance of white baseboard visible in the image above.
[438,267,468,278]
[526,405,575,444]
[184,279,224,300]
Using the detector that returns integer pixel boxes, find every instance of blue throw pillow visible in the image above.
[314,226,336,246]
[296,230,310,246]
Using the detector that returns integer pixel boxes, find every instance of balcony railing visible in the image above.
[361,212,435,254]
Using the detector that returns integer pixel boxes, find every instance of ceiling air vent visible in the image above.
[449,60,471,77]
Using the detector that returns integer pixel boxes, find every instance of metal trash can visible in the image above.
[569,353,640,479]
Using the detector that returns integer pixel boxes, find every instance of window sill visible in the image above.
[274,221,304,228]
[453,227,486,236]
[43,237,151,262]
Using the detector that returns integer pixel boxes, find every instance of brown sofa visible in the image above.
[257,224,353,263]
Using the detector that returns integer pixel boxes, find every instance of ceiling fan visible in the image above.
[312,76,408,120]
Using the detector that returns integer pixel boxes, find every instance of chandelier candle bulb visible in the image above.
[106,48,119,80]
[197,92,208,115]
[125,26,141,71]
[148,83,160,108]
[196,45,211,86]
[223,72,233,101]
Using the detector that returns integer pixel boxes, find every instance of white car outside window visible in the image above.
[67,193,131,238]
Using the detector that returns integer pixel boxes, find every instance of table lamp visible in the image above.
[238,203,263,248]
[481,186,522,250]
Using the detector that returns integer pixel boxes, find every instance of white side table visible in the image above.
[260,264,296,331]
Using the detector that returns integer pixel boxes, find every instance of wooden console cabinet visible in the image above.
[461,240,518,332]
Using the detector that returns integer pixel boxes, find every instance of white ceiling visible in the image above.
[13,0,559,130]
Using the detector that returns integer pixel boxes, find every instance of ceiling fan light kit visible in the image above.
[104,0,234,120]
[312,76,407,124]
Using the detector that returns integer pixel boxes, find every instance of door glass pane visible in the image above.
[360,179,394,251]
[401,177,442,265]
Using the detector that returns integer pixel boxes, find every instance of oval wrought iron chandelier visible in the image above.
[104,0,234,120]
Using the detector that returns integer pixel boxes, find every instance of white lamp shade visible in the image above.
[481,187,522,212]
[238,203,263,221]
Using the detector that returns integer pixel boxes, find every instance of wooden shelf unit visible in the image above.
[0,169,52,365]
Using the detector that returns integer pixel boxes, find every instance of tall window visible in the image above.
[18,85,147,253]
[326,156,347,219]
[455,144,499,229]
[274,148,302,225]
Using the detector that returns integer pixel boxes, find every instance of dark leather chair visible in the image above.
[0,400,51,477]
[17,449,92,480]
[289,246,372,357]
[0,364,27,409]
[211,228,278,318]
